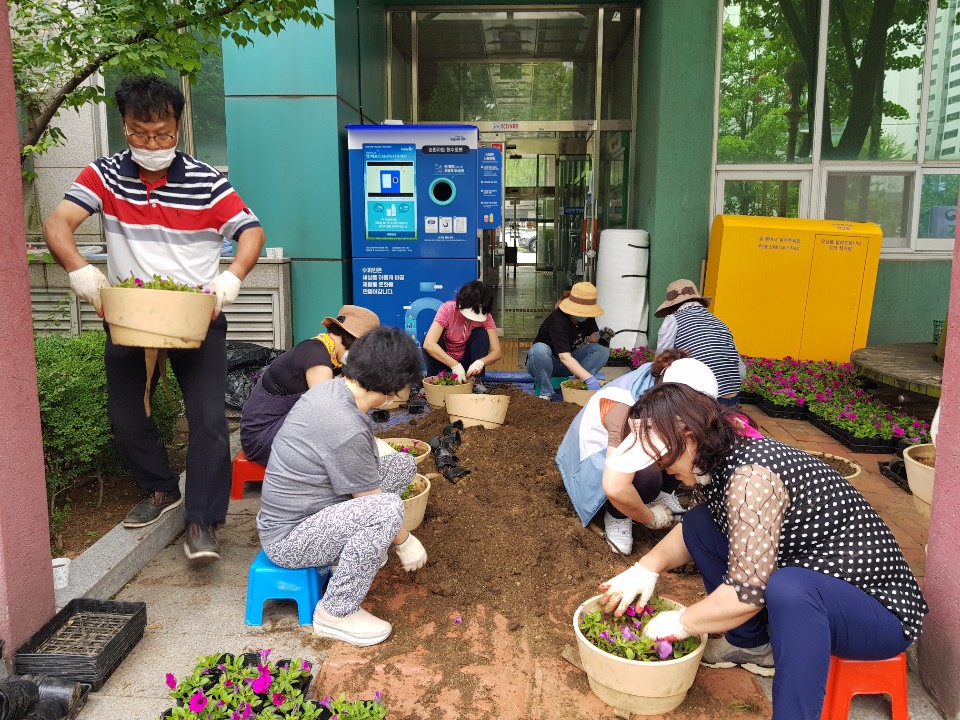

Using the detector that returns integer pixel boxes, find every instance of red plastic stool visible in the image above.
[231,450,266,500]
[821,653,910,720]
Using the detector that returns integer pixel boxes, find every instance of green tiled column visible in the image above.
[634,0,718,342]
[223,0,387,341]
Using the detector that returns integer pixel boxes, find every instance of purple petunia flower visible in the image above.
[375,690,382,703]
[599,631,611,641]
[454,616,463,624]
[300,660,311,672]
[320,696,332,709]
[165,673,176,690]
[625,606,636,617]
[620,626,637,641]
[273,693,285,706]
[259,648,272,662]
[653,640,673,660]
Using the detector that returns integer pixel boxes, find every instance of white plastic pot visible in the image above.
[573,595,706,715]
[402,474,431,532]
[903,444,936,519]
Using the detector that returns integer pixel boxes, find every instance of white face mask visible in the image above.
[129,145,177,172]
[341,350,349,362]
[376,393,397,409]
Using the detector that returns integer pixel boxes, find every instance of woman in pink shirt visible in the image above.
[422,281,503,382]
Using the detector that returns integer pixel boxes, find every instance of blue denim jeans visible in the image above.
[525,342,610,396]
[682,504,910,720]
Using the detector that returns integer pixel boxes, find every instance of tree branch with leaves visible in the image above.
[11,0,330,165]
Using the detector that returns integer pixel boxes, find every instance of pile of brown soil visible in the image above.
[364,387,708,716]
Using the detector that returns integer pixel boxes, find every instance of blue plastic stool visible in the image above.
[532,376,568,396]
[245,549,330,626]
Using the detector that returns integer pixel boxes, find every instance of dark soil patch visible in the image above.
[809,452,861,478]
[56,424,189,558]
[365,387,709,717]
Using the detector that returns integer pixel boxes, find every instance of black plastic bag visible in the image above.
[225,342,273,370]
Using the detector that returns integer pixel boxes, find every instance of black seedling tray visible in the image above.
[755,396,808,420]
[15,600,146,691]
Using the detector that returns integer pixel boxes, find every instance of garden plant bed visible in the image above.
[343,389,741,719]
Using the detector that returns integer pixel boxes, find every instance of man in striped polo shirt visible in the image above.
[43,76,266,562]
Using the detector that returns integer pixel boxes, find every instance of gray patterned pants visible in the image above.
[263,452,416,616]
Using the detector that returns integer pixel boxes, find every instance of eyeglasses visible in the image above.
[666,286,697,301]
[124,125,178,148]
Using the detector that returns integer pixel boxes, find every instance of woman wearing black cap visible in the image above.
[240,305,380,464]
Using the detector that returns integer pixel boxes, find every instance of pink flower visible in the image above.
[625,606,636,617]
[188,691,208,713]
[454,616,463,624]
[620,626,637,641]
[273,693,285,706]
[251,669,272,694]
[165,673,177,690]
[300,660,311,672]
[259,648,272,662]
[796,397,805,405]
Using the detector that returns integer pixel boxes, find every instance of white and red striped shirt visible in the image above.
[65,150,261,287]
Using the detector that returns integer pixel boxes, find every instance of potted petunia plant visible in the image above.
[161,649,323,719]
[573,595,705,715]
[422,370,473,409]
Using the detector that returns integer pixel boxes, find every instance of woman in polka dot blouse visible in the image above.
[597,383,927,720]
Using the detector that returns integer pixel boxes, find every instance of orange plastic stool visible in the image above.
[821,653,910,720]
[231,450,266,500]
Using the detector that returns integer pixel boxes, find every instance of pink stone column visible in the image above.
[0,0,56,668]
[918,213,960,713]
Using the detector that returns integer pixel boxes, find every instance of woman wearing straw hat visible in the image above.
[240,305,380,464]
[655,279,744,407]
[422,281,503,387]
[526,281,610,400]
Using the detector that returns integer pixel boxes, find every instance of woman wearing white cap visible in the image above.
[241,305,380,465]
[422,281,502,383]
[556,353,732,555]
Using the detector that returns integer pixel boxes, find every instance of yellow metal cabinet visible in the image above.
[703,215,882,362]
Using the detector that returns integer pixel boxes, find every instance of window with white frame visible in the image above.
[715,0,960,254]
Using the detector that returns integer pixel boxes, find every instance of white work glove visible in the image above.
[467,359,485,377]
[644,503,675,530]
[207,270,242,315]
[394,533,427,571]
[68,264,110,313]
[450,363,467,382]
[598,563,659,616]
[642,610,690,641]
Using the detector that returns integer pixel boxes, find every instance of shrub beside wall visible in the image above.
[34,331,182,547]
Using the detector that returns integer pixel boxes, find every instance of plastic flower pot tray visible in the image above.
[15,599,147,690]
[808,414,898,454]
[877,460,911,494]
[738,390,757,405]
[755,395,807,419]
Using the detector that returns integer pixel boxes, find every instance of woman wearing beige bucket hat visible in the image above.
[525,281,610,399]
[241,305,380,464]
[655,279,744,407]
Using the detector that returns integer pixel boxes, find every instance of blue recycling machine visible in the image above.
[346,124,502,345]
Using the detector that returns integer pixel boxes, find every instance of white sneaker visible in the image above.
[312,604,392,646]
[603,511,634,555]
[653,491,685,515]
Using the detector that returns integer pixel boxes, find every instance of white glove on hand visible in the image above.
[467,359,485,377]
[642,610,690,641]
[598,563,659,616]
[450,363,467,382]
[394,533,427,571]
[207,270,242,315]
[644,503,675,530]
[68,264,110,313]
